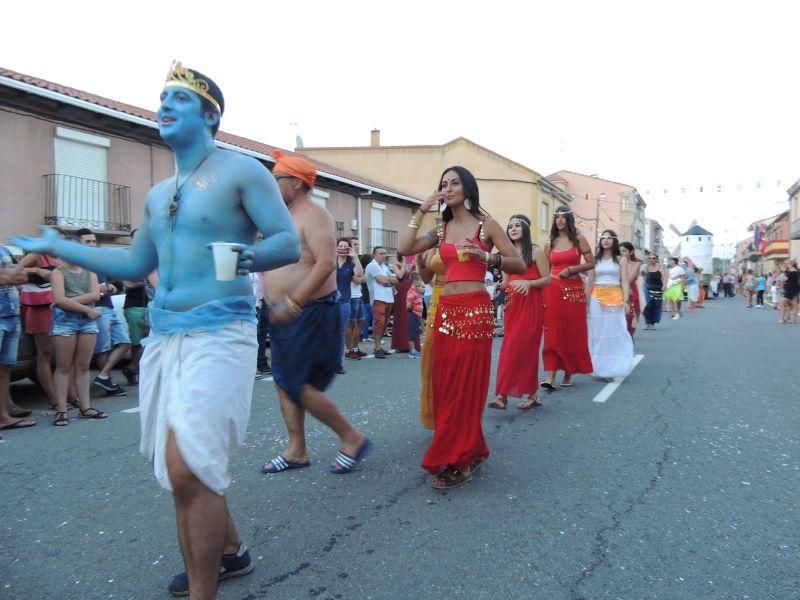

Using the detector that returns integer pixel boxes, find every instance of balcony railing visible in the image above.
[367,228,398,254]
[44,174,131,233]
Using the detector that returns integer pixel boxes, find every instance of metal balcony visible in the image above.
[367,228,398,254]
[44,174,131,233]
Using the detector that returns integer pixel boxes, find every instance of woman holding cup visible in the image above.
[398,166,525,490]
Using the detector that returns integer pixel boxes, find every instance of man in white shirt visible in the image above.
[365,246,397,358]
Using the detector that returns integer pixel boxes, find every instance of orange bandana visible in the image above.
[272,149,317,188]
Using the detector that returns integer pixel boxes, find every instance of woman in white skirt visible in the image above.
[586,230,634,382]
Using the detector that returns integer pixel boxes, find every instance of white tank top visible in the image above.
[595,257,621,285]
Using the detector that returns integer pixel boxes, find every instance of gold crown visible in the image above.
[164,61,221,113]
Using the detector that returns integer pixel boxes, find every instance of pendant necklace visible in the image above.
[169,150,215,228]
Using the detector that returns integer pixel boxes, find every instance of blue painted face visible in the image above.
[157,86,210,145]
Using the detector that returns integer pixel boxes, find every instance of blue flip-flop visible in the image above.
[260,455,311,474]
[329,438,371,474]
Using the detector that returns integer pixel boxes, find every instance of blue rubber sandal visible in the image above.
[259,455,311,474]
[329,438,371,474]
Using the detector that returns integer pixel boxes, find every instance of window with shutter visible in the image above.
[53,128,109,228]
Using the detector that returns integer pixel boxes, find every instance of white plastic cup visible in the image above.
[210,242,240,281]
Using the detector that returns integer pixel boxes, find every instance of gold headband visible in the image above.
[164,61,221,113]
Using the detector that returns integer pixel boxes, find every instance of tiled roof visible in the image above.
[0,67,420,203]
[683,224,713,236]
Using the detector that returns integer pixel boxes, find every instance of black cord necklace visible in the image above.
[169,150,215,226]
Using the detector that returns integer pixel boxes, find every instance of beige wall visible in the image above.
[0,109,174,242]
[0,109,416,252]
[300,139,566,247]
[790,189,800,260]
[549,171,644,249]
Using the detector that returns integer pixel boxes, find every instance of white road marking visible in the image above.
[121,407,140,414]
[592,354,645,403]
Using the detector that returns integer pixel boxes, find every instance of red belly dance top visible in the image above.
[439,223,491,283]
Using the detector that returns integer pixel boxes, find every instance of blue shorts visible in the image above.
[349,297,364,321]
[94,306,131,353]
[0,315,21,365]
[269,292,339,405]
[50,306,99,337]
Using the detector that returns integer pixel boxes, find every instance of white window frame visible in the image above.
[540,202,549,231]
[311,188,330,208]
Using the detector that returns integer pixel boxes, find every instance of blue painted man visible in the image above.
[13,62,300,599]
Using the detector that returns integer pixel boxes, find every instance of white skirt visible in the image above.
[139,321,257,495]
[588,297,634,378]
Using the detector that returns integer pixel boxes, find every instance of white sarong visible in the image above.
[588,296,634,379]
[139,321,257,495]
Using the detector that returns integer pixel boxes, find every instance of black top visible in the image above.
[124,284,148,308]
[784,270,799,295]
[645,268,663,287]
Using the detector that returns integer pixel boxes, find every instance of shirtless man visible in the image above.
[14,62,300,599]
[260,150,370,475]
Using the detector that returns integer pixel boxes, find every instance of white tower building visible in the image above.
[681,223,714,273]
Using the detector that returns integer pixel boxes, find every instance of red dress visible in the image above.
[421,224,493,475]
[495,262,544,397]
[542,247,593,374]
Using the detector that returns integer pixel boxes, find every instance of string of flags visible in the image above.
[644,179,784,196]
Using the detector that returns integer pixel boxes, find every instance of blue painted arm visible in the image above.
[11,210,158,281]
[236,158,300,273]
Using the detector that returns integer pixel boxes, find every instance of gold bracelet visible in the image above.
[283,295,302,316]
[407,219,420,229]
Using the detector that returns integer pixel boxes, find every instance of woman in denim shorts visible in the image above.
[49,254,108,426]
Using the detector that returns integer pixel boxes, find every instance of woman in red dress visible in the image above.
[398,166,524,490]
[619,242,641,338]
[488,215,550,410]
[541,206,595,389]
[390,255,411,352]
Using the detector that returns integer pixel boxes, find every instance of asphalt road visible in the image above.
[1,297,798,600]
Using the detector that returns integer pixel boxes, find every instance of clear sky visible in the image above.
[3,0,797,257]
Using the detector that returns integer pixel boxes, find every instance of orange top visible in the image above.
[440,222,491,283]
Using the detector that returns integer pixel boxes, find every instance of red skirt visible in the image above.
[422,290,493,474]
[542,278,593,374]
[626,287,640,338]
[391,278,411,351]
[495,286,544,397]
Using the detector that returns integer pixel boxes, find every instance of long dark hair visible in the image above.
[595,229,621,264]
[438,166,486,222]
[619,241,639,262]
[507,214,534,267]
[549,205,580,248]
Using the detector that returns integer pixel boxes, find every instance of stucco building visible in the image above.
[299,133,572,247]
[788,178,800,261]
[0,68,420,254]
[547,171,646,251]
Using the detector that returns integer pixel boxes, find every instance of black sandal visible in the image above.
[79,407,108,419]
[53,411,69,427]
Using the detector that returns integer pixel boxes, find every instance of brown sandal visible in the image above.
[518,396,542,410]
[487,396,508,410]
[431,468,472,490]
